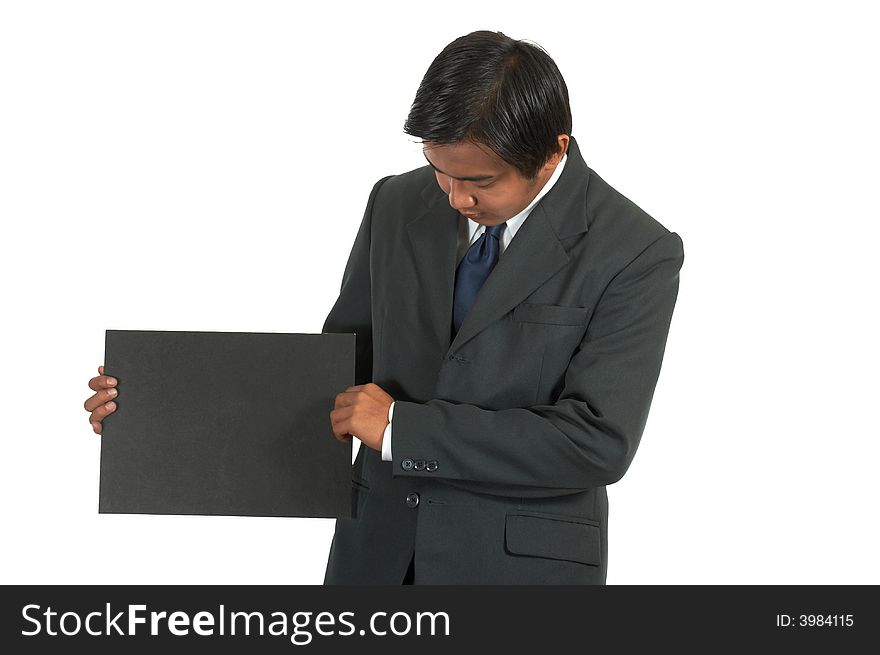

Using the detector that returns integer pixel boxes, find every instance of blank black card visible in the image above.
[99,330,355,518]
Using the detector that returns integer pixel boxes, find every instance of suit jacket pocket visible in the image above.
[505,511,601,566]
[514,303,590,326]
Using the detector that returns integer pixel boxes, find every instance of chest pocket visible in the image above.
[513,302,590,326]
[512,303,592,405]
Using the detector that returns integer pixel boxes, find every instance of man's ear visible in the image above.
[554,134,570,162]
[539,134,570,175]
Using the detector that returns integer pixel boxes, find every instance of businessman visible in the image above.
[86,31,684,585]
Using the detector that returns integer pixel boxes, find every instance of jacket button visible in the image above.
[414,459,427,471]
[426,460,438,472]
[401,458,414,471]
[406,493,420,508]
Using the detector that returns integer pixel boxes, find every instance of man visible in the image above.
[85,31,684,585]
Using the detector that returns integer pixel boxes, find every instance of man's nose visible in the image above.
[448,180,476,210]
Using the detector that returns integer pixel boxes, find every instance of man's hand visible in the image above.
[330,383,394,452]
[84,365,118,434]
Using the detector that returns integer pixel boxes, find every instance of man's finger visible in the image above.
[329,412,356,442]
[332,422,353,443]
[88,375,118,392]
[334,390,361,409]
[330,408,359,439]
[84,387,118,412]
[89,401,116,426]
[345,383,389,402]
[330,406,354,427]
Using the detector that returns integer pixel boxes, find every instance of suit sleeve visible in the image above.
[390,230,684,490]
[322,176,392,385]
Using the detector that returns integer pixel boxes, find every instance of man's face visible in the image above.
[422,139,563,226]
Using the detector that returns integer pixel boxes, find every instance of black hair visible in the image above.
[403,30,572,180]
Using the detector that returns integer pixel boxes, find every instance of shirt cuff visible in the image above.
[381,401,394,461]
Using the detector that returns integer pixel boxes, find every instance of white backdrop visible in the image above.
[1,0,877,584]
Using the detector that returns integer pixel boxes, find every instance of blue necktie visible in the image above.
[452,222,507,336]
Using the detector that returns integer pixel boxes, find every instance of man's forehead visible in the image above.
[422,142,505,181]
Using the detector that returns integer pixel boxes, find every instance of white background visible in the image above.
[1,0,877,584]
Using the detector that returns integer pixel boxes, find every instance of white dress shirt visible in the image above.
[379,153,568,461]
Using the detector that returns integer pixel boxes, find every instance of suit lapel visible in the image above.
[448,204,570,353]
[405,187,460,353]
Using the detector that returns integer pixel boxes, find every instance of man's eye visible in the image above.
[475,181,494,189]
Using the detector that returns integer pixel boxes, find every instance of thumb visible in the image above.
[98,365,104,375]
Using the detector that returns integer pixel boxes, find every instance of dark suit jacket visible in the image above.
[322,136,683,584]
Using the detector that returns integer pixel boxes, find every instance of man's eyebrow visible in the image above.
[423,154,495,182]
